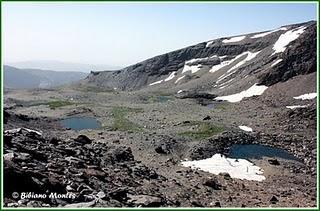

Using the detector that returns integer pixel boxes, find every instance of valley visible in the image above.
[3,20,317,208]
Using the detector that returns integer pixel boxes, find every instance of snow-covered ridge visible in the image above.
[272,26,307,55]
[206,40,214,48]
[293,93,317,100]
[215,83,268,103]
[251,27,287,39]
[222,36,246,43]
[181,154,265,181]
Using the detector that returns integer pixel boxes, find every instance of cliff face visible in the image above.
[84,21,316,92]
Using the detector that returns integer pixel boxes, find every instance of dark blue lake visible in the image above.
[61,117,101,131]
[229,144,301,162]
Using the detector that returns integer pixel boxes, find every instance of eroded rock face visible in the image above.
[258,24,316,86]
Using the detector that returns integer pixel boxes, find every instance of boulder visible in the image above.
[203,177,221,190]
[128,194,164,207]
[268,159,280,165]
[74,135,93,145]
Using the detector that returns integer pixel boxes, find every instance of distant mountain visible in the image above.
[6,60,122,73]
[4,65,88,89]
[84,21,316,93]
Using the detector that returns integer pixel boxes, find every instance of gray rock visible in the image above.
[128,194,164,207]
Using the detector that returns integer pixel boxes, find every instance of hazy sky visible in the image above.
[3,2,317,67]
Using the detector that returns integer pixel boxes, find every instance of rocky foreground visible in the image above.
[3,110,317,207]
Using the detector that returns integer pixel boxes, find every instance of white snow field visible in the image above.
[164,72,176,82]
[239,125,253,132]
[175,75,185,84]
[222,36,246,43]
[149,80,163,86]
[215,83,268,103]
[211,51,259,84]
[206,40,214,47]
[272,26,307,55]
[227,51,260,72]
[182,64,202,74]
[251,27,287,39]
[293,93,317,100]
[286,105,309,109]
[271,59,283,67]
[181,154,265,181]
[209,51,252,74]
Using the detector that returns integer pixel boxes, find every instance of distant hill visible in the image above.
[6,60,122,73]
[4,65,88,89]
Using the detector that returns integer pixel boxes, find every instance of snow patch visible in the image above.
[164,72,176,82]
[206,41,214,48]
[218,78,234,88]
[251,27,287,38]
[286,105,309,109]
[215,83,268,103]
[182,64,202,74]
[272,26,307,55]
[185,57,209,64]
[5,128,42,136]
[177,90,183,94]
[271,59,283,67]
[222,36,246,43]
[228,51,260,72]
[215,51,260,83]
[175,75,185,84]
[209,51,248,74]
[219,55,228,59]
[181,154,265,181]
[239,125,253,132]
[219,85,228,90]
[293,93,317,100]
[209,60,232,73]
[149,80,163,86]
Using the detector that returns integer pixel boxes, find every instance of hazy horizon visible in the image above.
[3,2,317,68]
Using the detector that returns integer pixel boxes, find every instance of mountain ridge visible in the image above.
[83,20,316,94]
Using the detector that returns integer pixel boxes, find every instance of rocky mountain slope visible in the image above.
[84,21,316,95]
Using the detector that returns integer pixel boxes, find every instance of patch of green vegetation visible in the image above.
[215,103,228,110]
[147,95,173,103]
[178,121,224,139]
[46,100,75,109]
[29,100,75,109]
[111,106,143,132]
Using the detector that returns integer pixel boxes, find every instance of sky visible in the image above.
[2,2,317,68]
